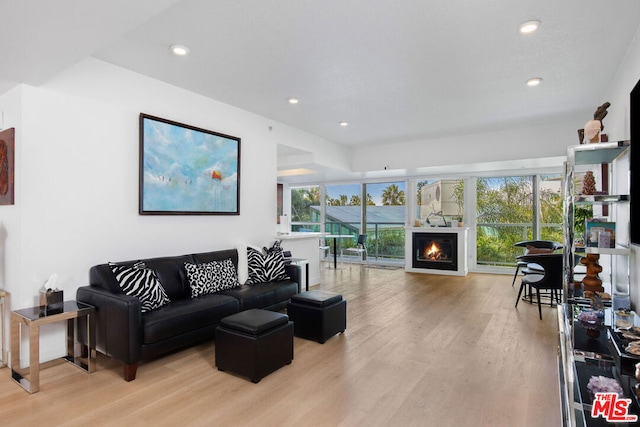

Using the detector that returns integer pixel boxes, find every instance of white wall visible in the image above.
[350,118,584,173]
[0,58,334,362]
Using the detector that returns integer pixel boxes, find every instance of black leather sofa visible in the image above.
[76,248,299,381]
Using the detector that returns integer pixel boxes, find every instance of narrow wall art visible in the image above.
[0,127,15,206]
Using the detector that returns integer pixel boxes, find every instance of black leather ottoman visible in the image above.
[215,309,293,383]
[287,290,346,343]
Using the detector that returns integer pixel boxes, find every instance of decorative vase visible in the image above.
[584,119,601,143]
[581,254,604,292]
[582,171,597,195]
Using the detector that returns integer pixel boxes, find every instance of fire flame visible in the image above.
[424,242,442,260]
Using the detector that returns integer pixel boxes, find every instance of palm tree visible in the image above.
[328,194,348,206]
[381,184,405,206]
[349,193,375,206]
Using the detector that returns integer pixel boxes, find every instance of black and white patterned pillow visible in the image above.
[264,239,283,254]
[210,258,240,291]
[109,261,170,313]
[246,245,289,284]
[185,261,217,297]
[185,259,240,297]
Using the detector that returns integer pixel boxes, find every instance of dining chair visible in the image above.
[511,240,563,286]
[341,234,367,268]
[514,253,563,319]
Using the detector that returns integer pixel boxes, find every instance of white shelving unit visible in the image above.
[562,140,631,302]
[558,140,633,426]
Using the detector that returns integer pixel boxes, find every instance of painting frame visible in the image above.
[585,218,616,248]
[277,183,283,223]
[139,114,240,215]
[0,127,15,206]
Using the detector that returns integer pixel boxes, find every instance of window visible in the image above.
[290,185,321,231]
[475,175,563,268]
[321,182,406,264]
[364,182,406,263]
[416,179,464,225]
[325,184,362,235]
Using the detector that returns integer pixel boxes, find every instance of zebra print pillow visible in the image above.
[109,261,170,312]
[246,246,289,284]
[185,258,239,297]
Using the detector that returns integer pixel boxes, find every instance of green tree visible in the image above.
[327,194,348,206]
[382,184,405,206]
[476,177,533,266]
[416,181,428,206]
[291,187,319,222]
[452,180,464,218]
[475,176,563,266]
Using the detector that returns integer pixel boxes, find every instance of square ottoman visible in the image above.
[287,290,346,343]
[215,309,293,383]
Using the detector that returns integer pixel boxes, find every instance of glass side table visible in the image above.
[11,300,96,393]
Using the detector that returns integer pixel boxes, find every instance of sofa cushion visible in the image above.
[142,293,239,344]
[218,279,298,311]
[109,262,171,313]
[192,249,239,266]
[140,254,194,300]
[525,245,554,254]
[246,246,289,284]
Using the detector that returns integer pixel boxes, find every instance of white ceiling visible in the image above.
[2,0,640,151]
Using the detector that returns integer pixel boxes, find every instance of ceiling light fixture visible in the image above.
[170,44,190,56]
[339,121,349,127]
[288,98,299,104]
[519,20,541,34]
[526,77,543,87]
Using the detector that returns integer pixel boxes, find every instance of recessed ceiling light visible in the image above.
[339,121,349,127]
[526,77,543,87]
[519,20,541,34]
[170,44,190,56]
[288,98,299,104]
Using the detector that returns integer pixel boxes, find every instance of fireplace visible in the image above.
[412,232,457,271]
[405,227,468,276]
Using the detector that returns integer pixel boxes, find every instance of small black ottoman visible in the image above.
[287,290,346,343]
[215,309,293,383]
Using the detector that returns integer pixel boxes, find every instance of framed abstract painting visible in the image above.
[139,114,240,215]
[0,127,15,206]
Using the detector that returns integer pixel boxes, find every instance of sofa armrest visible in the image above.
[284,264,302,293]
[76,285,142,365]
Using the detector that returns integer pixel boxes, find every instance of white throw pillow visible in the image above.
[235,243,248,284]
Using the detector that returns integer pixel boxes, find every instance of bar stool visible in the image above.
[319,238,331,269]
[341,234,367,269]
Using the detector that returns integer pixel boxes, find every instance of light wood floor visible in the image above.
[0,268,561,426]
